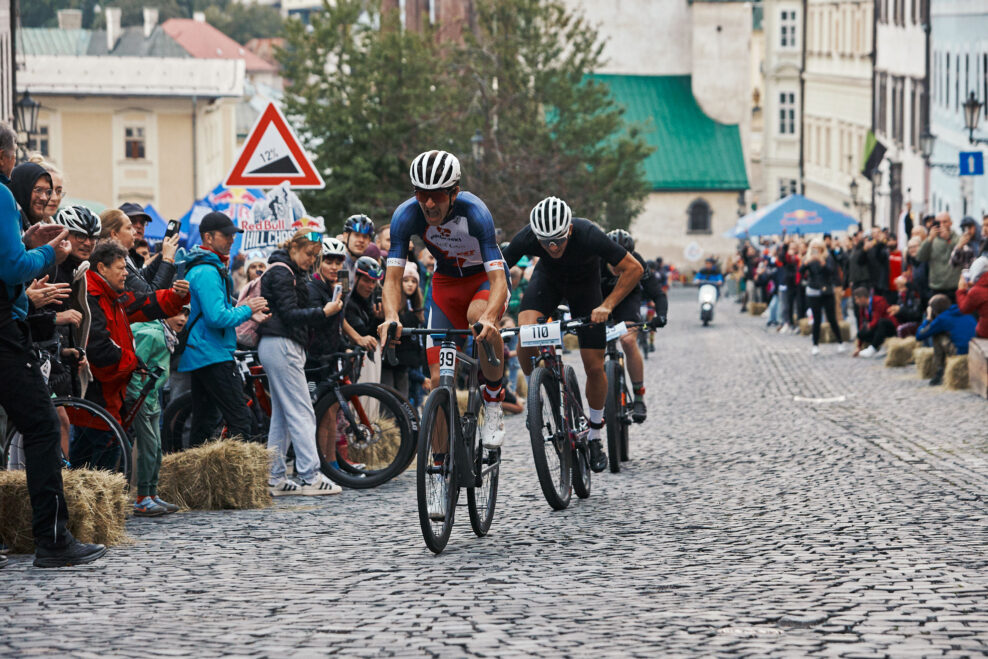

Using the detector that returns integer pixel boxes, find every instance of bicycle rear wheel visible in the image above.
[563,366,591,499]
[55,397,132,481]
[527,367,571,510]
[604,360,623,473]
[315,383,414,489]
[468,401,500,536]
[417,388,458,554]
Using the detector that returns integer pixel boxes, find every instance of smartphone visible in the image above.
[332,283,343,301]
[165,219,181,239]
[961,269,971,282]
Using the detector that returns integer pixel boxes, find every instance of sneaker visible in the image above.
[858,345,877,358]
[269,477,302,497]
[631,399,647,424]
[778,324,790,334]
[837,343,846,353]
[34,539,106,568]
[930,370,944,386]
[427,472,448,520]
[481,402,505,449]
[588,439,608,473]
[133,498,168,517]
[298,473,342,496]
[151,496,180,514]
[811,345,820,356]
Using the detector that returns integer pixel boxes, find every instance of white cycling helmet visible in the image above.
[409,150,461,190]
[529,196,572,239]
[55,205,102,237]
[322,236,347,258]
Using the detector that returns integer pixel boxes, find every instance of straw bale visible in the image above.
[158,438,271,510]
[945,355,969,390]
[562,333,580,351]
[0,469,129,554]
[914,347,936,379]
[748,302,767,317]
[884,337,917,367]
[798,317,811,335]
[820,321,852,343]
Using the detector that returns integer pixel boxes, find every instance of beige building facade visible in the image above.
[761,0,803,205]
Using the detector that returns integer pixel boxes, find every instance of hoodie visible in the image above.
[915,304,977,354]
[957,274,988,339]
[10,162,51,230]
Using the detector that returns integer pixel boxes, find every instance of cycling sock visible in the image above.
[482,384,503,403]
[633,382,645,402]
[588,407,604,439]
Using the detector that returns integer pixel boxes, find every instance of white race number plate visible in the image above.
[518,321,563,348]
[605,321,628,343]
[438,346,456,377]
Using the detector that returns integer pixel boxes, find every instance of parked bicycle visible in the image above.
[386,322,501,554]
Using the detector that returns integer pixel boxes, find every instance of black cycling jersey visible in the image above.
[502,218,627,278]
[601,249,668,320]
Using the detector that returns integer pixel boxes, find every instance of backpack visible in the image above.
[235,261,294,348]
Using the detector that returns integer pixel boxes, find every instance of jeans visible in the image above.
[931,332,956,376]
[767,294,780,325]
[259,336,321,484]
[189,360,253,446]
[857,318,897,349]
[505,334,520,390]
[127,402,162,497]
[0,321,72,549]
[807,292,843,346]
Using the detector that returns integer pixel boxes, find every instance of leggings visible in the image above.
[808,292,842,346]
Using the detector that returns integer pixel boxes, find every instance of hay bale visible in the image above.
[748,302,767,317]
[819,321,852,344]
[516,371,528,398]
[914,347,936,379]
[0,469,129,554]
[945,355,969,390]
[158,438,272,510]
[884,337,917,367]
[798,317,811,335]
[562,333,580,351]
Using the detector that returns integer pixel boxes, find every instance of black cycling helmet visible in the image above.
[343,214,375,236]
[355,255,384,281]
[607,228,635,253]
[55,205,101,237]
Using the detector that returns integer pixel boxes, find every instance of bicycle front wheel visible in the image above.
[564,366,591,499]
[417,387,457,554]
[315,383,414,489]
[527,367,571,510]
[55,397,132,482]
[604,360,623,473]
[620,379,632,462]
[468,401,500,536]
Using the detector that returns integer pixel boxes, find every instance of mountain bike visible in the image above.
[387,322,501,554]
[517,317,593,510]
[603,321,650,472]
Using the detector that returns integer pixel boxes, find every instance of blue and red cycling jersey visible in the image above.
[386,191,506,277]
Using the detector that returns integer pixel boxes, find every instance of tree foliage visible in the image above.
[204,3,284,44]
[279,0,652,234]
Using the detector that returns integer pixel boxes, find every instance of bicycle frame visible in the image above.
[434,336,485,489]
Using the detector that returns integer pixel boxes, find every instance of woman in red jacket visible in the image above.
[69,241,187,471]
[957,258,988,338]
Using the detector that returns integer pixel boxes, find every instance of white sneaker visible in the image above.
[779,324,791,334]
[859,345,876,358]
[427,472,447,520]
[837,343,846,353]
[298,473,342,496]
[481,402,505,449]
[269,477,302,497]
[811,345,820,356]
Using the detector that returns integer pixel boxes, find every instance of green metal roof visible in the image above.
[18,27,188,58]
[593,74,749,191]
[17,28,91,56]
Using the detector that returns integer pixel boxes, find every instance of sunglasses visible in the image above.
[538,235,569,250]
[304,232,322,242]
[414,188,454,205]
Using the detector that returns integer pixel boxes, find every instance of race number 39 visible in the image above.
[519,321,562,347]
[439,346,456,377]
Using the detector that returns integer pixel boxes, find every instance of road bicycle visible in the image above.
[162,348,416,489]
[386,322,501,554]
[516,317,593,510]
[603,321,650,472]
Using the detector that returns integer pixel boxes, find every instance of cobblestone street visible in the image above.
[2,289,987,658]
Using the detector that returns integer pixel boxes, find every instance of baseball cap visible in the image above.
[199,211,242,236]
[119,202,151,224]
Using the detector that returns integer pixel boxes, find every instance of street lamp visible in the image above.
[14,91,41,161]
[963,92,988,145]
[918,130,960,174]
[470,129,484,163]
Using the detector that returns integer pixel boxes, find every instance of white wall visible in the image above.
[631,190,744,266]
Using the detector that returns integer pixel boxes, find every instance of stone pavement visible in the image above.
[2,289,987,657]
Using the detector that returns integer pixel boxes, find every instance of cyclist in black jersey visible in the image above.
[601,229,668,423]
[502,197,643,472]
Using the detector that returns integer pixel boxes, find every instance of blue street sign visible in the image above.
[959,151,984,176]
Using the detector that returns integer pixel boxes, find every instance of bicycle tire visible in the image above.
[467,440,500,538]
[620,379,632,462]
[417,387,457,554]
[604,360,623,473]
[527,367,571,510]
[564,366,591,499]
[373,381,421,471]
[54,397,132,481]
[314,382,415,489]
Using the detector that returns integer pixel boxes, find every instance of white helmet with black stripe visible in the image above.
[529,196,572,239]
[55,205,101,237]
[409,150,461,190]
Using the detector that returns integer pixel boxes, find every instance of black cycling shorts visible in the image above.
[519,268,606,350]
[610,289,642,324]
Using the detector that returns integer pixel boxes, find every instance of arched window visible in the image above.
[687,198,712,234]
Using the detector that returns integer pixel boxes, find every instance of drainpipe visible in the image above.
[192,95,198,200]
[10,0,16,125]
[798,0,807,194]
[870,0,877,230]
[922,2,931,213]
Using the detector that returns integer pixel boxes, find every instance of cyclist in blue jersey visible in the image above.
[379,150,509,457]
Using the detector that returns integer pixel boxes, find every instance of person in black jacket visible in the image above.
[99,208,180,297]
[381,262,428,400]
[258,230,343,496]
[800,238,845,355]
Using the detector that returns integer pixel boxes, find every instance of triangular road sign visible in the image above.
[224,103,325,189]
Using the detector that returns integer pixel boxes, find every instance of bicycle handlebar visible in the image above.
[386,321,501,368]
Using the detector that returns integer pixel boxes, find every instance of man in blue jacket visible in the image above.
[178,212,268,446]
[0,175,107,568]
[915,293,977,386]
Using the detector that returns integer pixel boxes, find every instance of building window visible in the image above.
[780,10,797,49]
[687,199,712,234]
[779,92,796,135]
[778,179,797,199]
[125,126,145,160]
[26,125,49,157]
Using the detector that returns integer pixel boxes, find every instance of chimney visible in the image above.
[57,9,83,30]
[143,7,159,38]
[193,11,206,22]
[105,7,122,52]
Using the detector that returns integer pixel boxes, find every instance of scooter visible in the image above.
[693,273,724,326]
